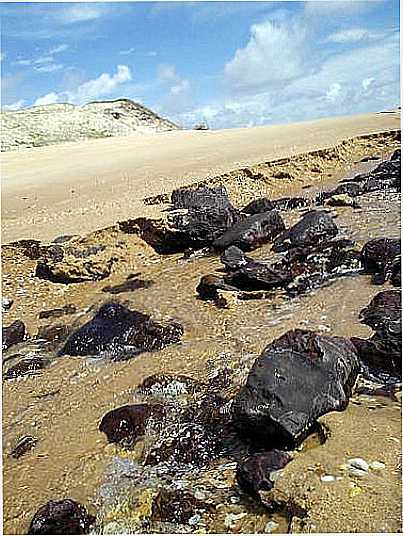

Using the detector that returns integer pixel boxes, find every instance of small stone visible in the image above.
[370,461,386,471]
[188,514,201,526]
[348,467,368,478]
[265,521,279,533]
[2,297,13,312]
[348,458,369,472]
[320,474,336,482]
[224,512,247,528]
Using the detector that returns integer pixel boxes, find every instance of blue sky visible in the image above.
[1,1,400,129]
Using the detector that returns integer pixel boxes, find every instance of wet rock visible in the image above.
[318,182,363,202]
[360,238,401,285]
[351,290,401,376]
[223,259,293,292]
[213,211,285,251]
[4,356,49,380]
[10,435,38,459]
[28,498,95,534]
[36,241,117,283]
[236,450,292,498]
[2,297,13,312]
[59,302,183,359]
[99,404,164,445]
[271,197,310,211]
[38,304,77,319]
[2,320,26,351]
[391,149,400,161]
[196,274,239,300]
[272,210,338,253]
[232,329,360,449]
[341,155,401,193]
[145,422,220,467]
[242,197,275,215]
[151,489,212,524]
[220,246,253,271]
[182,392,229,427]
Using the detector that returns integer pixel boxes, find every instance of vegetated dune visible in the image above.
[1,98,179,151]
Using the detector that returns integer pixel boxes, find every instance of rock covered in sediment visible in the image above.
[4,356,49,380]
[2,320,26,351]
[99,404,164,445]
[196,274,240,300]
[236,450,292,498]
[232,329,360,449]
[213,211,285,251]
[351,290,401,376]
[241,197,275,215]
[272,210,338,253]
[59,302,183,359]
[28,498,95,534]
[360,237,401,286]
[35,240,117,283]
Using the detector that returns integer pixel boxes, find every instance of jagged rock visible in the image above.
[59,302,183,359]
[99,404,164,445]
[223,259,293,292]
[10,435,38,459]
[220,246,253,271]
[351,290,401,376]
[360,237,401,285]
[340,155,401,193]
[36,241,117,283]
[242,198,275,215]
[232,329,359,449]
[38,304,77,319]
[236,450,292,498]
[171,186,232,210]
[272,210,338,253]
[145,422,220,467]
[2,320,26,351]
[213,211,285,251]
[28,498,95,534]
[4,356,49,380]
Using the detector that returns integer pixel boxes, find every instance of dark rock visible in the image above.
[38,304,77,319]
[28,498,95,534]
[37,324,73,344]
[270,197,310,211]
[182,392,228,427]
[99,404,164,445]
[196,274,239,300]
[2,297,14,312]
[10,435,38,459]
[242,198,275,215]
[2,320,26,351]
[59,302,183,359]
[171,186,232,210]
[223,260,293,292]
[236,450,292,498]
[272,210,338,253]
[138,373,206,396]
[351,290,401,376]
[360,155,381,163]
[145,422,220,467]
[152,489,213,524]
[232,329,360,449]
[391,149,400,161]
[360,238,401,285]
[213,211,286,251]
[220,246,253,271]
[102,278,153,294]
[4,356,49,380]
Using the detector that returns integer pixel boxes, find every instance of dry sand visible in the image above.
[1,111,400,243]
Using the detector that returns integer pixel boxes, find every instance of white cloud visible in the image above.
[14,44,68,72]
[33,65,133,107]
[35,63,63,73]
[224,18,309,91]
[304,0,383,16]
[325,83,342,102]
[157,64,178,82]
[2,99,25,111]
[119,47,136,55]
[49,44,69,55]
[55,4,109,24]
[0,52,5,62]
[324,28,382,43]
[170,79,190,96]
[34,92,59,106]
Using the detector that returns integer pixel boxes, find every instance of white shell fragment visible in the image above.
[348,458,369,472]
[370,461,386,471]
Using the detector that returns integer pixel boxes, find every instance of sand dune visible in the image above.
[1,111,400,243]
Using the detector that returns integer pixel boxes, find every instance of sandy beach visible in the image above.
[2,111,400,243]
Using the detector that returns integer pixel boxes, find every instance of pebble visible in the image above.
[2,297,13,312]
[188,514,201,526]
[370,461,386,471]
[348,467,368,478]
[348,458,369,472]
[321,474,336,482]
[265,521,279,533]
[224,512,247,528]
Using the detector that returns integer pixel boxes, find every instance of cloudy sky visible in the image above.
[1,1,400,128]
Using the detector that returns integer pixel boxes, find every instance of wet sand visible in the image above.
[1,111,400,243]
[2,127,401,533]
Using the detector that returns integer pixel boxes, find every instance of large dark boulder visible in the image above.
[351,290,401,376]
[2,320,26,351]
[59,302,183,359]
[99,404,164,445]
[272,210,338,252]
[232,329,359,449]
[28,499,95,534]
[213,211,285,251]
[236,450,292,498]
[360,238,401,285]
[241,198,275,215]
[171,186,232,210]
[223,260,293,292]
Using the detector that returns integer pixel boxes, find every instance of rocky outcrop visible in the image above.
[28,499,95,534]
[59,302,183,359]
[2,320,26,351]
[360,237,401,286]
[232,329,360,449]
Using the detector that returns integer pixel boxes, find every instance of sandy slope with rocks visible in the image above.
[1,110,400,244]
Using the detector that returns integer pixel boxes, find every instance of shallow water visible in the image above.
[2,149,401,534]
